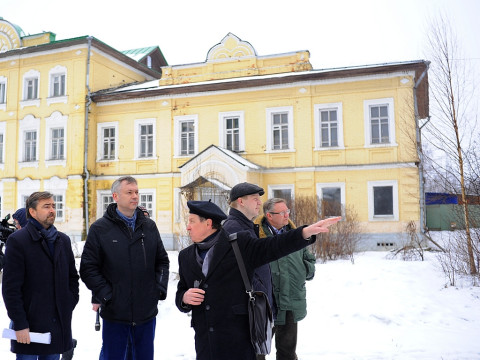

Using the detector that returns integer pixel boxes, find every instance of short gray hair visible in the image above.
[111,176,137,194]
[263,198,287,215]
[25,191,54,219]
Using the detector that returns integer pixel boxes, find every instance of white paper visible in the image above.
[2,328,51,344]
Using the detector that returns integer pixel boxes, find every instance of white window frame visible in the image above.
[45,111,67,166]
[47,65,67,105]
[367,180,399,221]
[139,189,156,221]
[174,115,198,157]
[364,98,397,147]
[266,106,294,153]
[19,115,40,167]
[314,102,344,150]
[218,111,245,152]
[134,118,156,160]
[267,184,295,202]
[0,122,5,169]
[97,190,114,219]
[21,70,40,108]
[97,122,119,162]
[0,76,7,111]
[316,182,346,218]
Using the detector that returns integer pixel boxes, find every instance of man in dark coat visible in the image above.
[176,200,341,360]
[80,176,170,360]
[2,191,79,359]
[255,198,316,360]
[222,182,276,325]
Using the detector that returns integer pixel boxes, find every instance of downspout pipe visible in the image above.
[413,61,430,235]
[83,36,92,237]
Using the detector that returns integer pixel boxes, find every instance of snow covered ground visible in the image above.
[1,232,480,359]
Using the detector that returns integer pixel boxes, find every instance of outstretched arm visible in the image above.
[302,216,342,239]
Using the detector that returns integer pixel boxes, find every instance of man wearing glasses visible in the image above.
[254,198,316,360]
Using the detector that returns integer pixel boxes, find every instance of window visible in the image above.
[97,122,118,161]
[99,193,114,217]
[45,111,67,165]
[19,115,40,167]
[103,127,116,159]
[53,194,64,220]
[174,115,198,157]
[266,106,294,152]
[370,105,389,144]
[21,70,40,108]
[314,103,344,149]
[134,119,156,159]
[51,73,66,97]
[25,77,38,100]
[0,79,6,104]
[219,111,245,152]
[50,128,64,160]
[317,182,346,218]
[139,192,154,218]
[368,180,398,221]
[268,184,294,205]
[24,130,37,162]
[140,124,153,157]
[181,121,195,155]
[272,113,288,150]
[364,98,396,147]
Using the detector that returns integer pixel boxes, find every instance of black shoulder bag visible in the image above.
[229,233,273,355]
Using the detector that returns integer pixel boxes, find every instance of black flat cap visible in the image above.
[187,200,227,222]
[229,182,264,202]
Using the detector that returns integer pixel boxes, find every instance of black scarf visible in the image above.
[29,218,58,256]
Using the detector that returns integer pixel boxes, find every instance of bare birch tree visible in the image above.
[423,13,478,274]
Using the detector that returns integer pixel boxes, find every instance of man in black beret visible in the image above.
[223,181,275,348]
[176,200,341,360]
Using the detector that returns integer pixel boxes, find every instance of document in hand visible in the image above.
[2,328,51,344]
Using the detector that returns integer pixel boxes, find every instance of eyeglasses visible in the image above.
[269,209,290,216]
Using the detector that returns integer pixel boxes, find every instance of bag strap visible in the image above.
[229,233,254,295]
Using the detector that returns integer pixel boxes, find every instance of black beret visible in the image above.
[187,200,227,222]
[229,182,264,202]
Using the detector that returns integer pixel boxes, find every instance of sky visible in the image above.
[1,232,480,359]
[2,0,480,70]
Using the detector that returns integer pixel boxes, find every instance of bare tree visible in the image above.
[423,13,478,274]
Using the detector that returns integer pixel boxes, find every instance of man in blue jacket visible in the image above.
[2,191,79,359]
[80,176,169,360]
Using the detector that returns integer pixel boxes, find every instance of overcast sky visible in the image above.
[2,0,479,69]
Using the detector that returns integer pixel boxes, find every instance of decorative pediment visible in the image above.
[179,145,262,188]
[206,33,257,61]
[0,19,23,53]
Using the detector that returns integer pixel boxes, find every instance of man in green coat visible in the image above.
[254,198,316,360]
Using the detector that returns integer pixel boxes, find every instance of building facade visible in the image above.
[0,20,429,249]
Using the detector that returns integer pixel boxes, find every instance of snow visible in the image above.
[1,232,480,359]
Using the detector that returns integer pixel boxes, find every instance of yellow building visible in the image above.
[0,18,163,240]
[1,19,429,250]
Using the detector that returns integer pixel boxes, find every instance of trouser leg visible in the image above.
[102,319,129,360]
[275,311,298,360]
[130,318,156,360]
